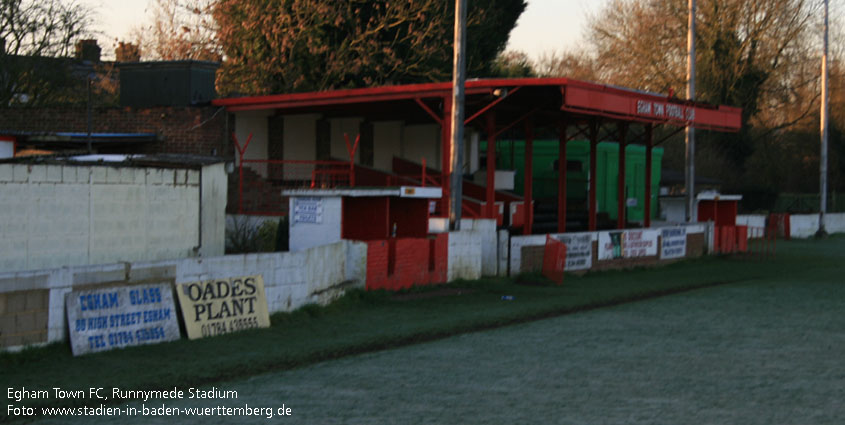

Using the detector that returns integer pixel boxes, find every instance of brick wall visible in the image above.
[366,234,448,291]
[0,106,230,158]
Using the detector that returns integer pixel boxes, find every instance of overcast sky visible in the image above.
[81,0,609,60]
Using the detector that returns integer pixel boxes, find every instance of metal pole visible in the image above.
[818,0,829,237]
[685,0,696,222]
[449,0,467,230]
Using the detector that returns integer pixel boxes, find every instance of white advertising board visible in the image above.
[660,227,687,259]
[598,230,659,260]
[66,283,180,356]
[557,233,593,270]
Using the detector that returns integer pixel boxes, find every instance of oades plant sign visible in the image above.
[176,275,271,340]
[66,283,180,356]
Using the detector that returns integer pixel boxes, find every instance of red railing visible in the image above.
[716,225,776,260]
[232,132,359,215]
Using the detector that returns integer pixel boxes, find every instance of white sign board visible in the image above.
[175,275,271,340]
[598,230,659,260]
[293,197,323,224]
[66,283,180,356]
[660,227,687,259]
[557,233,593,270]
[0,140,13,159]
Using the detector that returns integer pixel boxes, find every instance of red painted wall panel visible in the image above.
[343,197,390,241]
[389,198,429,238]
[365,233,449,291]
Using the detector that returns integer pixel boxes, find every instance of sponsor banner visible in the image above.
[598,231,624,260]
[661,227,687,259]
[557,233,593,271]
[293,197,323,224]
[598,230,659,260]
[175,275,271,340]
[66,283,180,356]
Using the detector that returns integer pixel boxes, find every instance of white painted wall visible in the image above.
[789,213,845,238]
[429,218,497,276]
[403,124,440,171]
[0,240,367,349]
[0,140,13,158]
[331,118,363,162]
[737,215,767,229]
[199,163,227,258]
[235,110,273,176]
[373,121,403,171]
[0,163,226,274]
[288,196,343,252]
[447,230,483,282]
[498,229,510,277]
[283,114,320,161]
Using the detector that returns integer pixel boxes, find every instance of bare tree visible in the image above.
[131,0,221,61]
[535,49,598,81]
[0,0,92,57]
[0,0,94,106]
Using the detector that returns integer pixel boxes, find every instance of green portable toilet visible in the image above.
[490,139,663,221]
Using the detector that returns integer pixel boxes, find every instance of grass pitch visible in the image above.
[4,236,844,423]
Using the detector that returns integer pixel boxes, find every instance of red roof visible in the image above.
[213,78,741,132]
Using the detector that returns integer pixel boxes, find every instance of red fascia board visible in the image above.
[562,84,741,131]
[212,79,565,111]
[214,82,454,112]
[213,77,741,132]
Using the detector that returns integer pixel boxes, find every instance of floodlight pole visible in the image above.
[818,0,829,237]
[449,0,467,231]
[685,0,696,222]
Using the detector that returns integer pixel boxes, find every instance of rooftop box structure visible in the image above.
[119,61,219,107]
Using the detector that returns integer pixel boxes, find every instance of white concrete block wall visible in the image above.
[0,240,367,349]
[789,213,845,238]
[737,215,767,228]
[498,229,510,277]
[200,163,227,258]
[429,218,496,276]
[468,219,497,276]
[0,163,224,274]
[824,213,845,234]
[447,230,483,282]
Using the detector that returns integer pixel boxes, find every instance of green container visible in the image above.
[488,139,663,221]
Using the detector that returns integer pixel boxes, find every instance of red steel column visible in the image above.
[616,123,628,229]
[486,112,496,219]
[441,96,452,219]
[589,120,598,231]
[524,117,534,235]
[558,116,568,233]
[645,124,653,228]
